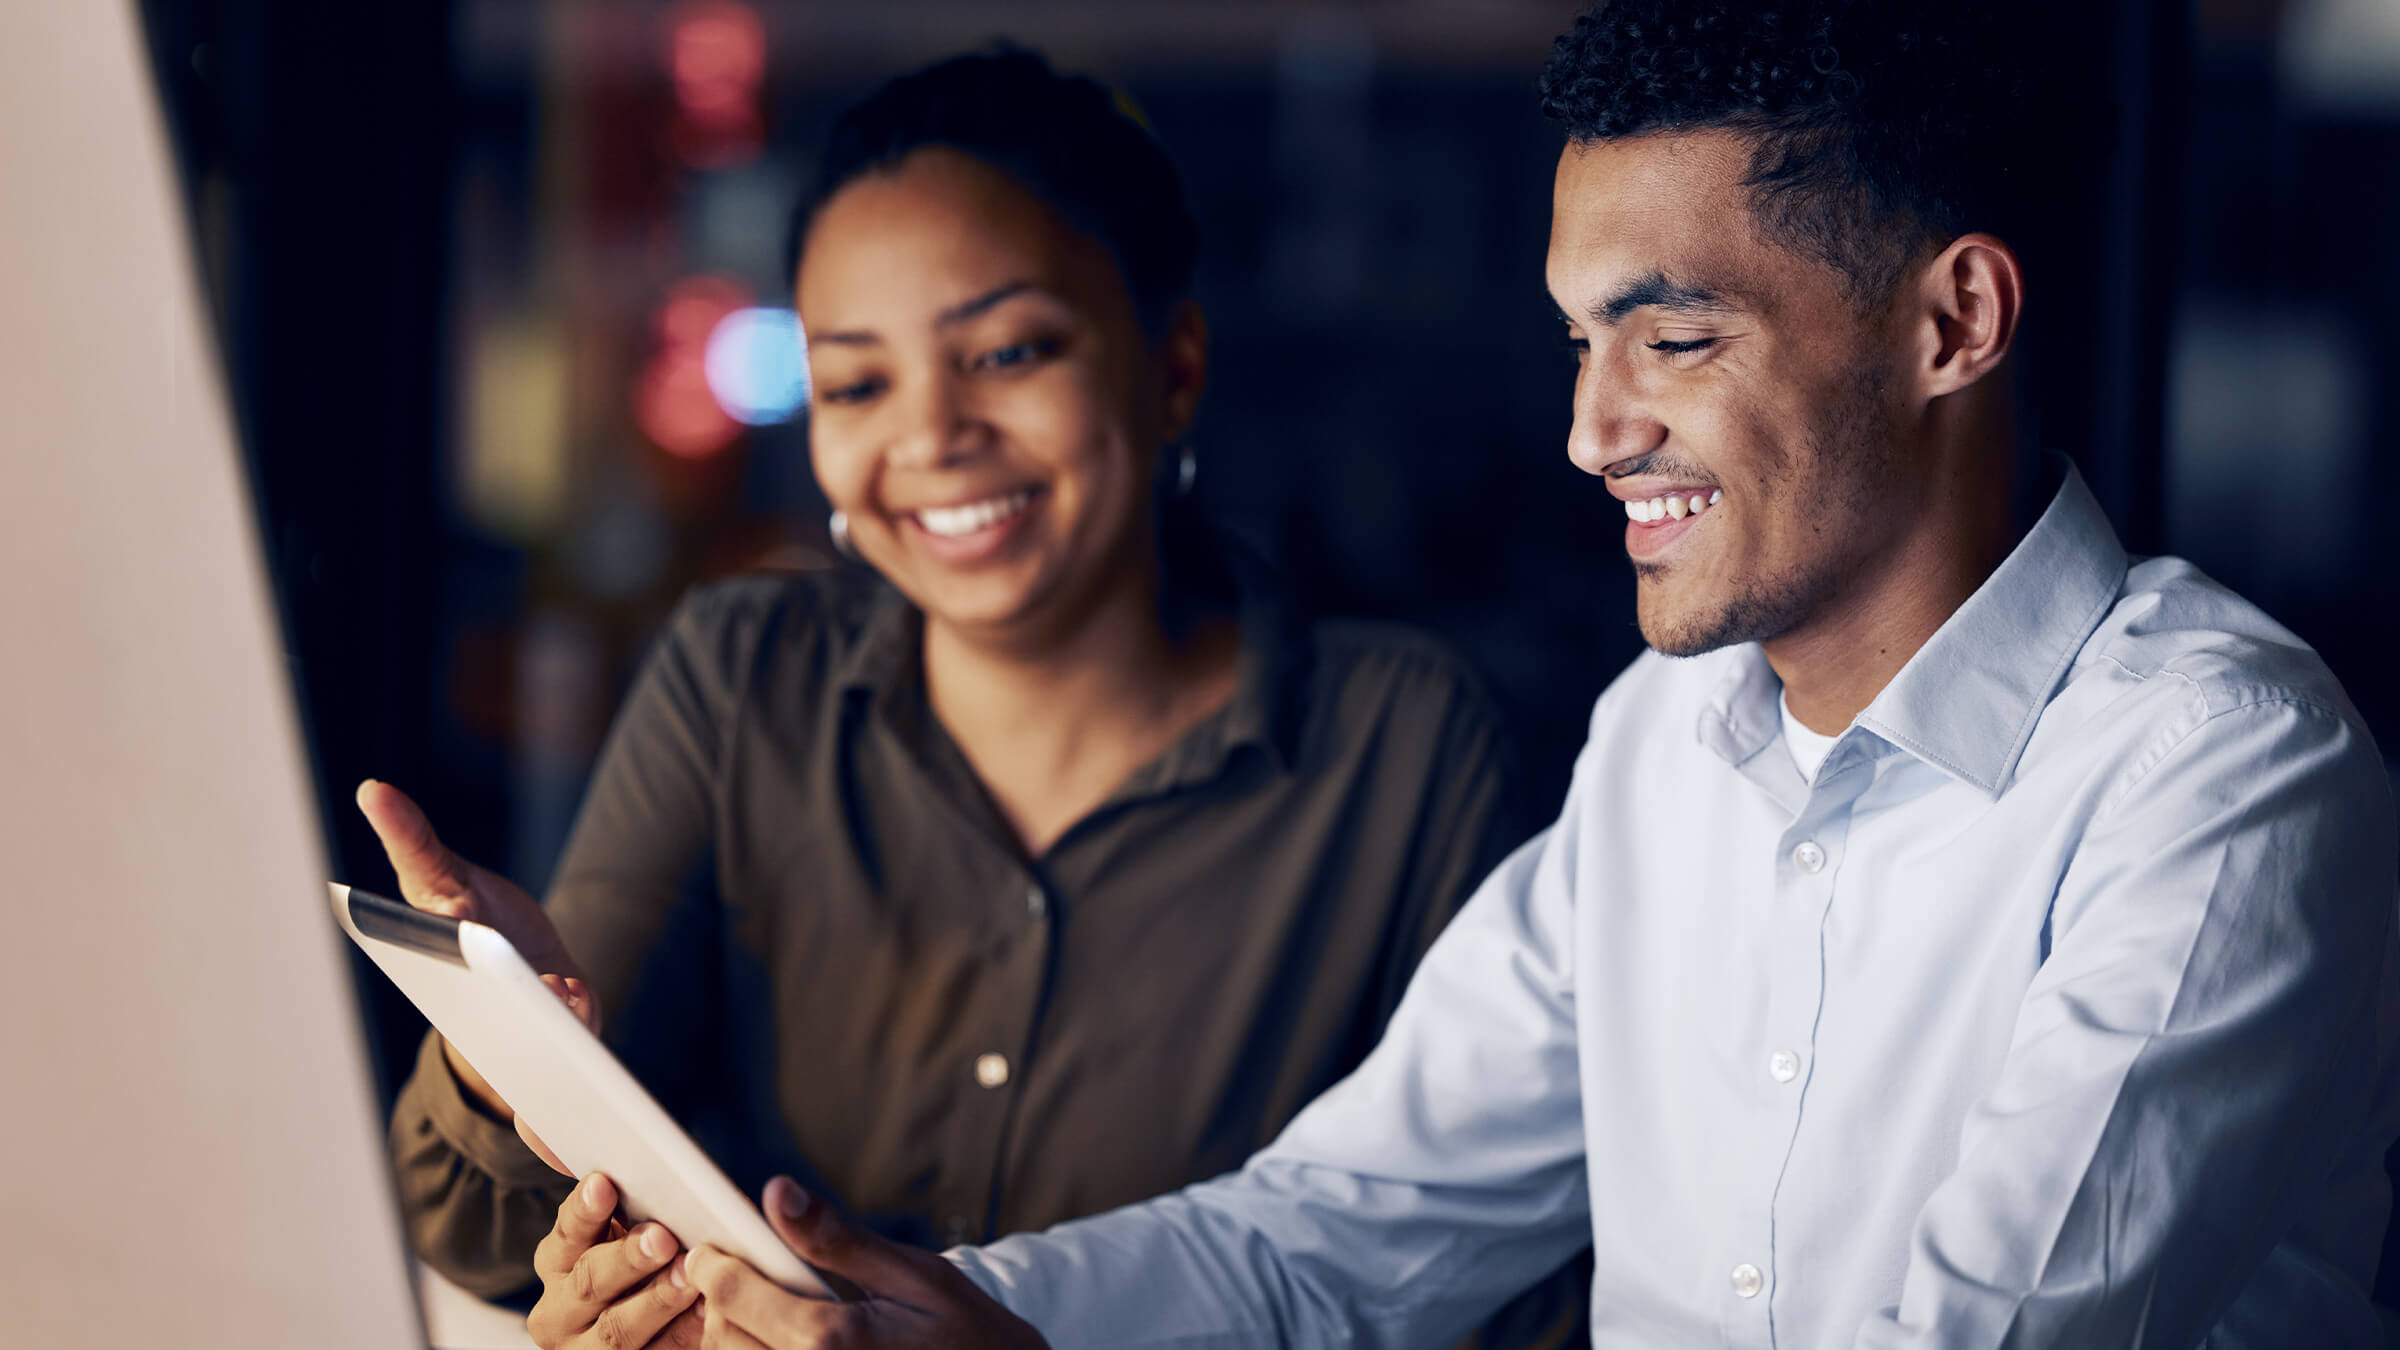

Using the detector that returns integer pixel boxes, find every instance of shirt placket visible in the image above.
[1725,751,1869,1348]
[907,854,1050,1249]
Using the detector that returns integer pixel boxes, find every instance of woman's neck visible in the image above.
[920,558,1240,857]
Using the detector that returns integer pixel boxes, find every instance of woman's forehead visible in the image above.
[797,149,1115,328]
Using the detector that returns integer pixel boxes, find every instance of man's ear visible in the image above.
[1159,299,1209,439]
[1909,232,2024,401]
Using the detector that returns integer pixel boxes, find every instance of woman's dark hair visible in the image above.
[787,44,1199,335]
[1537,1,2030,305]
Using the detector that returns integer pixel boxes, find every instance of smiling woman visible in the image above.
[798,148,1193,665]
[366,42,1584,1350]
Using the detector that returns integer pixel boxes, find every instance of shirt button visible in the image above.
[1025,886,1047,921]
[1791,840,1826,873]
[1730,1263,1764,1299]
[1768,1050,1800,1083]
[974,1052,1011,1088]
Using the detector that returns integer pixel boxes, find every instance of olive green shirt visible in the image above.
[389,560,1562,1330]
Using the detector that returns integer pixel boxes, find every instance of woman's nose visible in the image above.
[887,374,982,469]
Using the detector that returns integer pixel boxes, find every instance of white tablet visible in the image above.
[330,882,836,1300]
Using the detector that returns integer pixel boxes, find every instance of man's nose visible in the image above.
[1564,357,1664,478]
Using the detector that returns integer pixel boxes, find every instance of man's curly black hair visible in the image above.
[1538,1,2028,304]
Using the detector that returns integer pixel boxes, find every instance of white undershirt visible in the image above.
[1781,692,1844,782]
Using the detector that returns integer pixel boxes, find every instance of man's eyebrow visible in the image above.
[1588,270,1736,325]
[807,280,1044,347]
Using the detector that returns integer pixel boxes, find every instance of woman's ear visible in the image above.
[1160,299,1209,439]
[1910,232,2024,402]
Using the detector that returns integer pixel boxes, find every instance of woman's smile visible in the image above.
[898,484,1046,566]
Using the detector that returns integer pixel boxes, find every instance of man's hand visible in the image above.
[685,1176,1050,1349]
[527,1173,703,1350]
[356,777,595,1122]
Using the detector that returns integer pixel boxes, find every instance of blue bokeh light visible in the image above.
[703,306,810,425]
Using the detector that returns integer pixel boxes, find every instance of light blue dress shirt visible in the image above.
[950,467,2400,1348]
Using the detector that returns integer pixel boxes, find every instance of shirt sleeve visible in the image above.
[384,590,746,1297]
[950,809,1593,1350]
[1390,683,1585,1350]
[1857,697,2399,1348]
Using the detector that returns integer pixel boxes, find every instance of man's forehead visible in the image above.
[1546,133,1772,313]
[1552,131,1754,215]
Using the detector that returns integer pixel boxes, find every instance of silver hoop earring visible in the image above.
[1174,443,1197,497]
[828,509,855,558]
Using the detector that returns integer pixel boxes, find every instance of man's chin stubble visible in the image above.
[1633,563,1822,659]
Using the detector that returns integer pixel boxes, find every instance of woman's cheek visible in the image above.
[806,424,876,515]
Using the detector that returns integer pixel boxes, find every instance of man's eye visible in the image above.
[1646,337,1717,356]
[1562,334,1590,359]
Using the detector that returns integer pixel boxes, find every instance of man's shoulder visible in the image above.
[2023,556,2379,810]
[2073,555,2363,728]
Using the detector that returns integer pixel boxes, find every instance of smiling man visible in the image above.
[669,3,2400,1346]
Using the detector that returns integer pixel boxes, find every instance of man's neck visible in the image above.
[1769,434,2032,736]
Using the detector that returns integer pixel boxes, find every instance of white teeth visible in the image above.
[1624,490,1721,525]
[917,489,1034,538]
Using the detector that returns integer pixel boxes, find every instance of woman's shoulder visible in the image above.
[659,565,895,685]
[1292,616,1506,735]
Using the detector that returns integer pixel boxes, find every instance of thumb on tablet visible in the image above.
[354,778,478,919]
[355,777,580,981]
[760,1177,901,1296]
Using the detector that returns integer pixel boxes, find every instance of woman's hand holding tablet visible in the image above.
[354,777,594,1125]
[336,779,838,1334]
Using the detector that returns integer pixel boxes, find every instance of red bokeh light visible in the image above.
[661,0,765,168]
[634,275,750,460]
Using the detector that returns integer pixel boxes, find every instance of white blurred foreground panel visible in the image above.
[0,5,421,1348]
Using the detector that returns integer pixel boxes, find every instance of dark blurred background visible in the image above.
[135,0,2400,1288]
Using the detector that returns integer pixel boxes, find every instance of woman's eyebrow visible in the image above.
[812,279,1047,347]
[936,279,1039,327]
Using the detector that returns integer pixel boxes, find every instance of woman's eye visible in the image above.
[818,376,884,405]
[974,337,1060,372]
[1562,334,1590,360]
[1646,337,1718,357]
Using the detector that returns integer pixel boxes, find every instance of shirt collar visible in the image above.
[1702,460,2129,799]
[832,574,917,703]
[832,541,1302,792]
[1125,547,1303,790]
